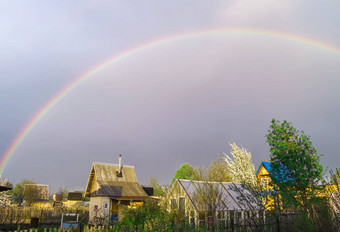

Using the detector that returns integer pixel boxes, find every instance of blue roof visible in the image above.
[256,161,271,176]
[256,161,295,183]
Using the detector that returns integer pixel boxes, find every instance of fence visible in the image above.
[0,206,88,232]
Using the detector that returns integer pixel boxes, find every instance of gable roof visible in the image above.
[256,161,271,177]
[85,162,147,199]
[256,161,295,184]
[173,179,262,211]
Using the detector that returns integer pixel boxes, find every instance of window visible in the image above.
[170,198,177,210]
[179,197,185,212]
[94,205,98,210]
[104,201,108,209]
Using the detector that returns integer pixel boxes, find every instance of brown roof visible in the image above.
[91,181,147,199]
[68,192,83,201]
[85,162,147,199]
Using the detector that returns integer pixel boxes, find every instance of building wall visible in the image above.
[89,196,111,223]
[166,181,197,223]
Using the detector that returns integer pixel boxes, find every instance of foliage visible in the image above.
[224,142,257,187]
[58,186,70,201]
[330,168,340,185]
[10,180,36,198]
[172,163,197,184]
[147,176,168,197]
[266,119,324,212]
[118,199,175,230]
[206,154,232,182]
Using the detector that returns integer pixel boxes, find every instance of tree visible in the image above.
[224,142,257,188]
[24,184,41,206]
[11,180,36,198]
[171,164,197,184]
[206,154,232,182]
[147,177,168,197]
[266,119,324,213]
[58,186,70,201]
[330,168,340,185]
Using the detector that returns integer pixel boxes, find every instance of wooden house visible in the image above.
[256,162,271,185]
[85,158,148,224]
[24,184,51,207]
[166,179,263,228]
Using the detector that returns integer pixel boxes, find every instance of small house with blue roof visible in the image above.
[256,162,271,185]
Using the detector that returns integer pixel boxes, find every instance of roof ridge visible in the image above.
[93,162,135,168]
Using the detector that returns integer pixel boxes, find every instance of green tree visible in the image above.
[119,199,175,230]
[266,119,324,213]
[171,163,197,184]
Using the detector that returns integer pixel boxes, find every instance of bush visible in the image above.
[117,199,176,231]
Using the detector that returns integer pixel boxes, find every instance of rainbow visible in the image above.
[1,28,340,172]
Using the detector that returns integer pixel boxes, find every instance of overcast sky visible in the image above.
[1,0,340,192]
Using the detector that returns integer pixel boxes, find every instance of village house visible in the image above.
[23,184,50,207]
[166,179,264,228]
[85,155,148,224]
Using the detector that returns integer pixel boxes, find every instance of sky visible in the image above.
[1,0,340,193]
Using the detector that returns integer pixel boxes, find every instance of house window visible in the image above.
[104,201,108,209]
[260,178,270,186]
[94,205,98,211]
[170,198,177,210]
[179,197,185,212]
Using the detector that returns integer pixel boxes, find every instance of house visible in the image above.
[0,175,12,192]
[63,191,86,207]
[85,156,148,224]
[256,161,271,185]
[24,184,51,207]
[166,179,264,228]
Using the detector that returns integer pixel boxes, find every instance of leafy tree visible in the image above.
[224,142,257,187]
[24,184,41,206]
[171,164,197,184]
[266,119,324,213]
[119,199,175,230]
[206,154,232,182]
[58,186,70,201]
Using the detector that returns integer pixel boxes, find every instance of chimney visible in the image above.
[116,154,123,177]
[119,154,122,171]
